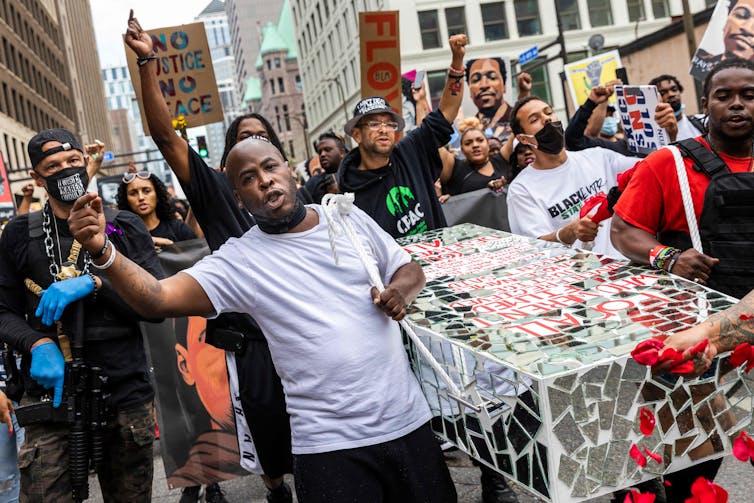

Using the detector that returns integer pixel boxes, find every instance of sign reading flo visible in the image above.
[126,22,223,132]
[359,11,402,118]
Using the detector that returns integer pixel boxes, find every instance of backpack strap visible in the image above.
[687,114,708,136]
[28,210,44,240]
[673,138,729,178]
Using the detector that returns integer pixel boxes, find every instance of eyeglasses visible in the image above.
[360,120,399,131]
[122,171,151,184]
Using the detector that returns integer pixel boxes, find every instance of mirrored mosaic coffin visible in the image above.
[398,224,752,502]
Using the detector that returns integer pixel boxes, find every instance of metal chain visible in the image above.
[41,202,90,282]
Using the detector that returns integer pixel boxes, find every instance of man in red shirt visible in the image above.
[611,58,754,500]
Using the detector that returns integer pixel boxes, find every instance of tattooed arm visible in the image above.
[68,194,214,318]
[437,34,467,124]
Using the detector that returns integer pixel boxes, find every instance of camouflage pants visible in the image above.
[18,400,155,503]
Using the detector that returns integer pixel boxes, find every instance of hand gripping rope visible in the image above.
[321,193,483,412]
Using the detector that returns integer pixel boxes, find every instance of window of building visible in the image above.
[514,0,541,36]
[628,0,645,22]
[274,105,281,131]
[270,79,275,95]
[111,68,117,80]
[267,59,272,70]
[278,77,285,93]
[556,0,581,30]
[288,140,295,159]
[480,2,508,42]
[283,104,291,131]
[275,57,281,68]
[652,0,669,18]
[445,7,466,37]
[587,0,612,27]
[418,11,441,50]
[295,74,302,92]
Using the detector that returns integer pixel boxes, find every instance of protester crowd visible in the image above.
[1,7,754,503]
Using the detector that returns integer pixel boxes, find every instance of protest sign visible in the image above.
[564,50,622,106]
[690,0,743,81]
[359,11,402,118]
[0,154,15,222]
[96,175,122,207]
[126,22,223,133]
[615,85,669,156]
[142,239,249,488]
[465,57,515,139]
[441,187,510,232]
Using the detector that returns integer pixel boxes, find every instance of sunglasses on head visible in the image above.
[122,171,151,184]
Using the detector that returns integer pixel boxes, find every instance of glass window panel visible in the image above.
[481,2,508,41]
[514,0,541,36]
[652,0,669,18]
[628,0,645,22]
[556,0,581,31]
[418,11,441,50]
[445,6,467,37]
[587,0,612,27]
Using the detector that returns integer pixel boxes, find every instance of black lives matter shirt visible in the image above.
[338,109,453,238]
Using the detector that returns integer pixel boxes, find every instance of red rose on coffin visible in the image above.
[685,476,728,503]
[639,408,656,436]
[631,339,665,366]
[629,443,647,467]
[732,431,754,462]
[623,490,656,503]
[729,343,754,372]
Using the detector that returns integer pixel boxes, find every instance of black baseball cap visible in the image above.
[28,128,83,169]
[344,96,405,137]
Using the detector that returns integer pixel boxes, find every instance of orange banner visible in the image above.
[359,11,402,118]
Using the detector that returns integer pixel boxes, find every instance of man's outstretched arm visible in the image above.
[68,194,213,319]
[125,10,190,184]
[437,34,467,124]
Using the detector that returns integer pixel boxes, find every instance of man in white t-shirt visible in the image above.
[64,137,457,503]
[507,96,637,259]
[649,74,706,140]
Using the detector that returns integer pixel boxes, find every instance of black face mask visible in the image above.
[255,197,307,234]
[533,121,564,155]
[41,166,89,203]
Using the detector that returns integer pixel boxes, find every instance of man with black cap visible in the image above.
[338,34,467,239]
[0,128,164,501]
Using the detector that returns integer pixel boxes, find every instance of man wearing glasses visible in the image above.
[338,35,467,239]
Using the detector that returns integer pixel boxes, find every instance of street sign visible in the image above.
[102,151,114,162]
[518,46,539,66]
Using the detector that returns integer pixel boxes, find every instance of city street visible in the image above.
[88,443,754,502]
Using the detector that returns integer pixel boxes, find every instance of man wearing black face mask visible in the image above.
[0,128,165,501]
[506,97,637,259]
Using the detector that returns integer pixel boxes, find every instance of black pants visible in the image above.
[293,422,457,503]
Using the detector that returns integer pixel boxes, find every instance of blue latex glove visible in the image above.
[35,275,95,326]
[30,341,65,408]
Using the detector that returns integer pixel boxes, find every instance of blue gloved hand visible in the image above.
[30,341,65,408]
[35,275,95,326]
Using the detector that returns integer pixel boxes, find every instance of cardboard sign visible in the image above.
[359,11,402,118]
[126,22,223,133]
[615,85,668,156]
[564,50,622,107]
[0,154,15,222]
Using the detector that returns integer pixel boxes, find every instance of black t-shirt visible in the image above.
[181,148,254,251]
[444,156,511,196]
[0,210,164,410]
[338,109,453,238]
[149,219,197,242]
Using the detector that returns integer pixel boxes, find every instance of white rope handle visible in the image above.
[321,194,480,410]
[666,145,703,253]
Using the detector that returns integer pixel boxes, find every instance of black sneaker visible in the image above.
[178,485,200,503]
[480,465,519,503]
[205,483,229,503]
[266,481,293,503]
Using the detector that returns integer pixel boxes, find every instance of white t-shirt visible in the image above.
[677,115,704,141]
[184,205,431,454]
[507,147,637,259]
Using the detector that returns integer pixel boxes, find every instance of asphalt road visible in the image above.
[86,442,753,502]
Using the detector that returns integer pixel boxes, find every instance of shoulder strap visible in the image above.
[687,114,708,135]
[673,138,729,178]
[28,210,44,240]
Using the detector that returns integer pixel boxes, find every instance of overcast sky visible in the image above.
[92,0,213,68]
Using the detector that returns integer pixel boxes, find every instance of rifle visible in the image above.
[15,301,108,503]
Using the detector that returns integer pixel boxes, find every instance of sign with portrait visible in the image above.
[96,175,123,208]
[690,0,752,81]
[359,11,402,118]
[126,22,224,133]
[615,85,669,156]
[564,51,623,107]
[465,56,515,140]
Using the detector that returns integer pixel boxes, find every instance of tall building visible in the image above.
[225,0,283,104]
[57,0,112,148]
[291,0,715,139]
[101,65,156,157]
[0,0,75,194]
[196,0,240,166]
[246,0,308,164]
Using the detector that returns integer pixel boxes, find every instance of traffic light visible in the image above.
[197,136,209,158]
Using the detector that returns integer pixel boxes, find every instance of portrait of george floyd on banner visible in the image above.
[465,57,514,141]
[690,0,754,80]
[142,239,248,489]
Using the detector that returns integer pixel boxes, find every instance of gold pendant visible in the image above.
[57,262,81,280]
